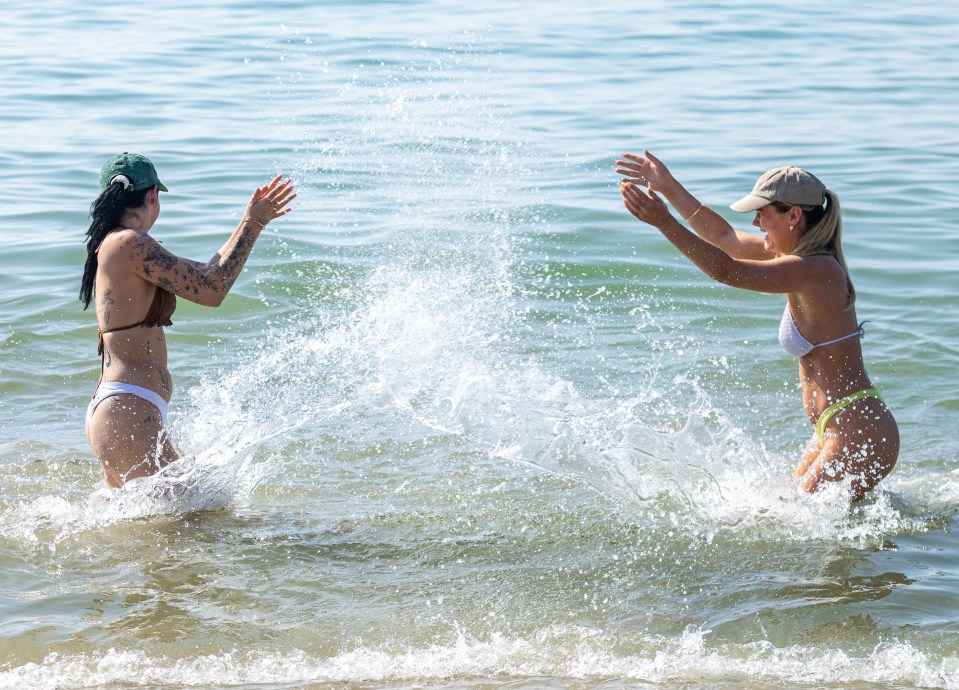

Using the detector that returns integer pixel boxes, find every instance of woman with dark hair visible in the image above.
[615,150,898,501]
[81,153,296,487]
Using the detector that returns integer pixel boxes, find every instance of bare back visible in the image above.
[94,229,173,401]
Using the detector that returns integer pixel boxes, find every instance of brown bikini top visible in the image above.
[97,286,176,356]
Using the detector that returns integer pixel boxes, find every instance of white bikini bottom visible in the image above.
[87,382,169,428]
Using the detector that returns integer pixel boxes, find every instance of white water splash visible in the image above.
[2,626,956,689]
[0,423,280,550]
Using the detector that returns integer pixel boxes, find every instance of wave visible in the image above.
[2,626,957,689]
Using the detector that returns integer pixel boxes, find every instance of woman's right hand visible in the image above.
[245,175,297,227]
[614,150,674,193]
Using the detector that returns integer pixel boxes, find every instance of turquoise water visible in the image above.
[2,1,959,687]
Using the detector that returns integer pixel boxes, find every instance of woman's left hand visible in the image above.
[621,181,673,229]
[246,175,297,227]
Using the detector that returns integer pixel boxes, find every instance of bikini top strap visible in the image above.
[96,286,175,356]
[97,321,145,356]
[815,320,870,349]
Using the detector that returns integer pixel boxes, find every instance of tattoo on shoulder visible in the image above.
[133,235,177,274]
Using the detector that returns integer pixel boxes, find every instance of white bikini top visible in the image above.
[779,305,867,358]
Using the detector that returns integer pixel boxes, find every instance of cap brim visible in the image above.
[156,181,169,192]
[729,194,770,213]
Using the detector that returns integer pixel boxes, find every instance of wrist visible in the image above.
[659,176,682,198]
[242,216,267,229]
[656,215,683,233]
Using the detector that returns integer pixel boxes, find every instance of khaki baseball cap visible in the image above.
[99,152,168,192]
[730,166,825,212]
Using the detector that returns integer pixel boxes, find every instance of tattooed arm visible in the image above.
[124,176,296,307]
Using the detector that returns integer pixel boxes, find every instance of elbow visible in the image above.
[195,289,227,308]
[705,257,746,289]
[196,274,230,307]
[705,262,734,286]
[205,292,227,308]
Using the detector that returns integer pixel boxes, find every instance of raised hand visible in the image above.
[621,181,673,229]
[246,175,297,227]
[614,150,673,193]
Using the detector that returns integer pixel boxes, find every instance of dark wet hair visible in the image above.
[79,182,151,310]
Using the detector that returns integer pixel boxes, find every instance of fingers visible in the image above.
[614,156,645,174]
[615,152,652,189]
[617,151,648,166]
[263,175,291,196]
[614,167,644,179]
[261,176,297,215]
[623,193,645,220]
[256,175,288,201]
[274,191,297,215]
[620,181,649,200]
[620,182,645,212]
[621,181,663,223]
[251,175,283,201]
[246,175,297,224]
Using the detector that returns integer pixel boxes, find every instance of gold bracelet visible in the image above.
[684,203,704,222]
[242,217,266,229]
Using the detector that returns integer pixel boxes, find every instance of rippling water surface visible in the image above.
[2,1,959,688]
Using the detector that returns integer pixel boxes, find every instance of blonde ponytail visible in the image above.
[789,190,855,307]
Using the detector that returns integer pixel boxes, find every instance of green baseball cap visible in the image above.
[99,152,168,192]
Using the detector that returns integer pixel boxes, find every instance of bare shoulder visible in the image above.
[98,229,158,260]
[112,229,159,252]
[792,254,851,302]
[728,252,843,295]
[771,253,843,278]
[801,253,848,281]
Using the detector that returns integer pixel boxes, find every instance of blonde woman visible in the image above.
[81,153,295,487]
[615,150,898,501]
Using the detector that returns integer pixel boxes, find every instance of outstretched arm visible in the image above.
[126,175,297,306]
[615,150,773,261]
[621,181,816,294]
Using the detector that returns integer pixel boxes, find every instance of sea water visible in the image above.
[1,1,959,688]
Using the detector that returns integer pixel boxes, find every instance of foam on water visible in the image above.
[0,362,308,548]
[0,427,277,550]
[2,626,957,689]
